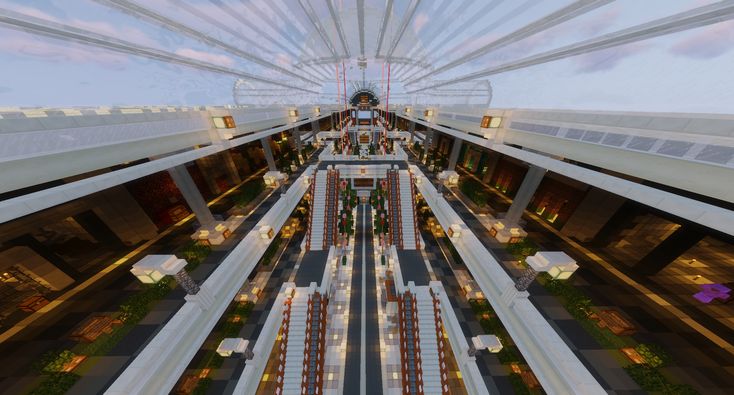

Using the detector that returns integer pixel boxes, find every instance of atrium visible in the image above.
[0,1,734,394]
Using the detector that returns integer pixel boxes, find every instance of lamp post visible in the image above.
[131,254,200,295]
[514,251,579,291]
[468,334,503,357]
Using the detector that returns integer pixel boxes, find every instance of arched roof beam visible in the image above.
[408,1,734,93]
[93,0,322,85]
[406,0,614,85]
[0,8,319,94]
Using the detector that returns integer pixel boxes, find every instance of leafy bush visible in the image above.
[232,179,265,207]
[468,299,491,316]
[119,278,173,324]
[35,350,76,374]
[508,373,531,395]
[459,178,488,207]
[191,377,213,395]
[78,323,136,356]
[635,343,671,368]
[260,238,282,266]
[497,345,521,364]
[624,364,669,392]
[445,240,464,265]
[180,241,212,271]
[29,373,80,395]
[505,239,539,261]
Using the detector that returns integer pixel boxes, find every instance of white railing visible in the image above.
[411,165,605,395]
[105,166,315,395]
[429,282,489,395]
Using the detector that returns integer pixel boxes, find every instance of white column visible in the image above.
[168,165,215,226]
[447,138,463,170]
[260,137,277,171]
[423,128,433,157]
[504,165,546,226]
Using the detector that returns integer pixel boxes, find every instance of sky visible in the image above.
[0,0,732,113]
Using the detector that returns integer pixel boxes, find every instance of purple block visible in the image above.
[694,283,732,304]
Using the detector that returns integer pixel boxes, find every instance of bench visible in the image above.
[70,315,123,343]
[590,309,636,336]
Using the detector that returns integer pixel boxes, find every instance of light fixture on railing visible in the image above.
[515,251,578,291]
[131,255,200,295]
[212,115,236,129]
[469,335,502,356]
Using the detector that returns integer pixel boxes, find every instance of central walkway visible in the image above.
[344,204,382,395]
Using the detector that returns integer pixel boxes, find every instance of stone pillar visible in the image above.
[260,137,277,171]
[447,138,463,170]
[168,165,216,227]
[633,224,706,275]
[221,150,242,185]
[196,156,221,195]
[504,165,546,226]
[408,121,416,143]
[488,165,545,243]
[423,128,433,158]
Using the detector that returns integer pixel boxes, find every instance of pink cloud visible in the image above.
[413,13,429,35]
[669,20,734,59]
[0,31,128,69]
[573,43,647,73]
[174,48,235,67]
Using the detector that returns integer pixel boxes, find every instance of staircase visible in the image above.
[323,170,339,248]
[302,293,327,395]
[307,171,327,250]
[282,291,308,394]
[399,171,418,250]
[415,287,442,394]
[387,170,403,248]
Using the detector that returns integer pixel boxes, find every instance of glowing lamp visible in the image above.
[212,115,236,129]
[471,335,503,354]
[448,224,462,239]
[526,251,578,280]
[130,255,186,284]
[259,225,274,239]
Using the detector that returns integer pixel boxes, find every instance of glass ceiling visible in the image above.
[0,0,732,113]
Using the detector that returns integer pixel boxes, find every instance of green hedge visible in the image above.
[459,178,487,207]
[445,240,464,265]
[181,241,212,271]
[233,179,265,207]
[505,239,539,261]
[29,372,80,395]
[508,373,532,395]
[191,377,213,395]
[624,365,698,394]
[260,238,282,266]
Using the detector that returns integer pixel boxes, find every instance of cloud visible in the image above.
[573,43,647,73]
[0,1,156,47]
[0,31,128,69]
[174,48,235,67]
[669,20,734,59]
[0,86,12,93]
[413,13,429,35]
[68,19,156,47]
[575,8,621,36]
